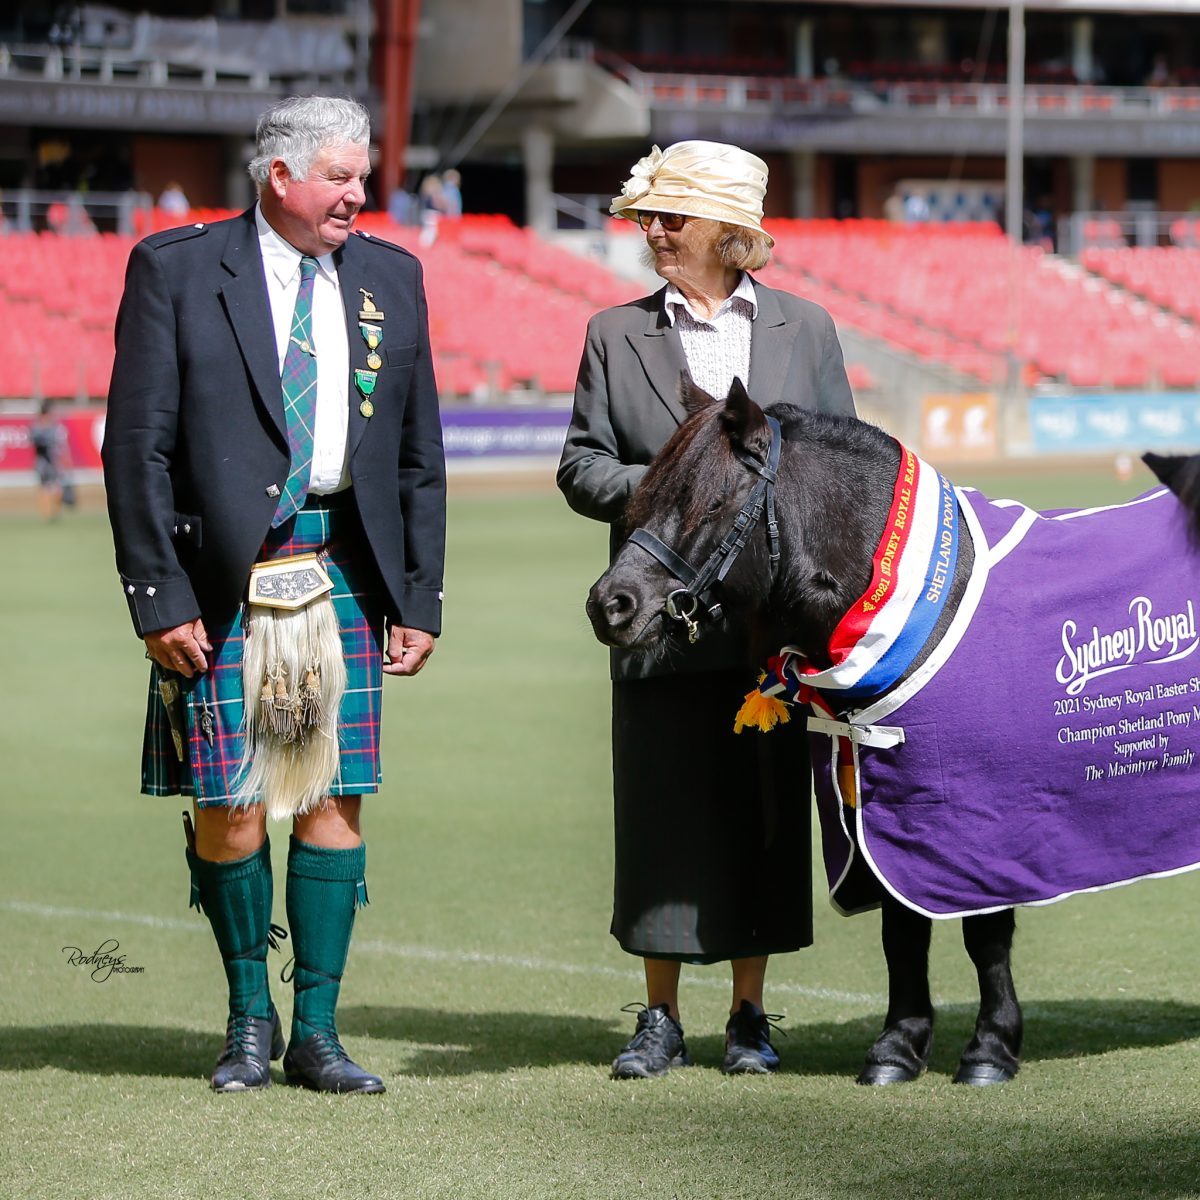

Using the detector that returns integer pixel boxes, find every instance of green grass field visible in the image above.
[2,461,1199,1200]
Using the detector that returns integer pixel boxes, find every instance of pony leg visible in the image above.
[954,907,1022,1086]
[858,896,934,1085]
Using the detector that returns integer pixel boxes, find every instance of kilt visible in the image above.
[141,495,386,808]
[611,670,813,964]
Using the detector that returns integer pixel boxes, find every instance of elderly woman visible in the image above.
[558,141,856,1078]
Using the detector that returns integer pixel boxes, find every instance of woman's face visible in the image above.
[642,214,723,283]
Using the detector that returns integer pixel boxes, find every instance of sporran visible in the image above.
[236,552,346,818]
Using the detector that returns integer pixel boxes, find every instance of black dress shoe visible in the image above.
[211,1009,284,1092]
[283,1031,385,1094]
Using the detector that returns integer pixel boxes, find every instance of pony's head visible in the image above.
[587,376,778,653]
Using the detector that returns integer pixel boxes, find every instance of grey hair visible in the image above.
[714,223,773,271]
[247,95,370,190]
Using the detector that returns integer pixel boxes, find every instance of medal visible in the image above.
[366,351,382,370]
[358,289,385,321]
[354,368,377,419]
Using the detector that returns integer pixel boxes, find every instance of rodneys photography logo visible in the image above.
[61,938,145,982]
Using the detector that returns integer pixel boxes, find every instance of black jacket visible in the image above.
[103,208,446,638]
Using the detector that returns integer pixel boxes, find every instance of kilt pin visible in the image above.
[103,201,446,1095]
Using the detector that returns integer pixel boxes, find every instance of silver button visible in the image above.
[126,584,135,594]
[146,586,157,596]
[266,484,280,498]
[194,222,204,229]
[183,523,191,533]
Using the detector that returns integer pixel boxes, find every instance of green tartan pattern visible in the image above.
[140,499,385,806]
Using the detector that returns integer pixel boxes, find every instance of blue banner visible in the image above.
[1029,393,1200,454]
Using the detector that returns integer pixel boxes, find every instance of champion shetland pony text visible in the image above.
[587,376,1200,1087]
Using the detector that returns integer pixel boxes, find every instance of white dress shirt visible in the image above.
[664,271,758,400]
[255,205,350,493]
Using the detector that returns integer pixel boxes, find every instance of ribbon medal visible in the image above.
[359,322,383,371]
[354,368,377,418]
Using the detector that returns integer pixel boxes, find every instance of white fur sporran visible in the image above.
[234,555,346,818]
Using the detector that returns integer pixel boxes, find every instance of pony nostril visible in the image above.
[604,592,636,625]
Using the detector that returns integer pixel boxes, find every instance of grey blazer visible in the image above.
[558,278,856,680]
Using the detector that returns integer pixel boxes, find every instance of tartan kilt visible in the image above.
[141,495,386,808]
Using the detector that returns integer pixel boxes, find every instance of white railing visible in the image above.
[623,72,1200,119]
[0,189,152,236]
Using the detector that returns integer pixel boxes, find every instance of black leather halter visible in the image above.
[626,415,782,643]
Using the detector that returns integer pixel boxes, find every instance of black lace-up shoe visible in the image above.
[721,1000,783,1075]
[211,1009,284,1092]
[283,1031,386,1094]
[610,1003,691,1079]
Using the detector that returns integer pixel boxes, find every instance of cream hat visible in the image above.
[610,140,773,246]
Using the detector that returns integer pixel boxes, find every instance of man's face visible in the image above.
[268,141,371,255]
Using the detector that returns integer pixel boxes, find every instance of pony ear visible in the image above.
[1145,452,1187,488]
[679,372,718,415]
[719,377,770,458]
[1146,451,1200,539]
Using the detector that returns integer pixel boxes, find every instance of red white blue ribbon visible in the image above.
[760,444,959,707]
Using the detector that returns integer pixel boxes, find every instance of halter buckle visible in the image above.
[665,589,702,644]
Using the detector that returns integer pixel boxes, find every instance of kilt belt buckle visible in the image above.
[239,551,347,820]
[247,552,334,610]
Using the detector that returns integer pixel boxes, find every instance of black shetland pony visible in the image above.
[587,377,1200,1088]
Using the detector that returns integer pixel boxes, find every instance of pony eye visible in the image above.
[707,497,723,513]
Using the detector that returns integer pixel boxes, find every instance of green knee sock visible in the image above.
[186,838,275,1022]
[286,836,368,1043]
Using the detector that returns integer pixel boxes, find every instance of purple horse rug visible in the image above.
[807,484,1200,919]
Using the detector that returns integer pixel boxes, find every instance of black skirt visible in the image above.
[610,670,813,963]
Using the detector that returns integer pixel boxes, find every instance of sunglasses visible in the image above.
[635,211,688,232]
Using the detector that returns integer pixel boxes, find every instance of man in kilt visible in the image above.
[102,96,446,1094]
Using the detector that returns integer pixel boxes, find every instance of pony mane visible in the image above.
[625,404,741,534]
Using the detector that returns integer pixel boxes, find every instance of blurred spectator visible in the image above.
[29,402,71,522]
[441,169,463,219]
[387,186,416,225]
[418,173,446,245]
[1146,53,1178,87]
[903,191,930,223]
[46,194,96,237]
[157,181,190,216]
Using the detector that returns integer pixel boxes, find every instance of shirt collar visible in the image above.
[255,204,338,286]
[663,272,758,326]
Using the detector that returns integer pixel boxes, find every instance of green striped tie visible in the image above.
[272,255,320,527]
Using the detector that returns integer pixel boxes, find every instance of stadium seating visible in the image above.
[0,214,643,402]
[762,219,1200,390]
[5,214,1200,402]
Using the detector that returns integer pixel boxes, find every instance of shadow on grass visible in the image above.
[338,1005,619,1074]
[339,997,1200,1078]
[0,1024,215,1079]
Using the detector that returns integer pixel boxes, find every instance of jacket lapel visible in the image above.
[218,210,287,444]
[748,281,801,409]
[335,238,374,464]
[625,289,689,426]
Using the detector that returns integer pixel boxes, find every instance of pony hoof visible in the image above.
[953,1063,1016,1087]
[856,1062,923,1086]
